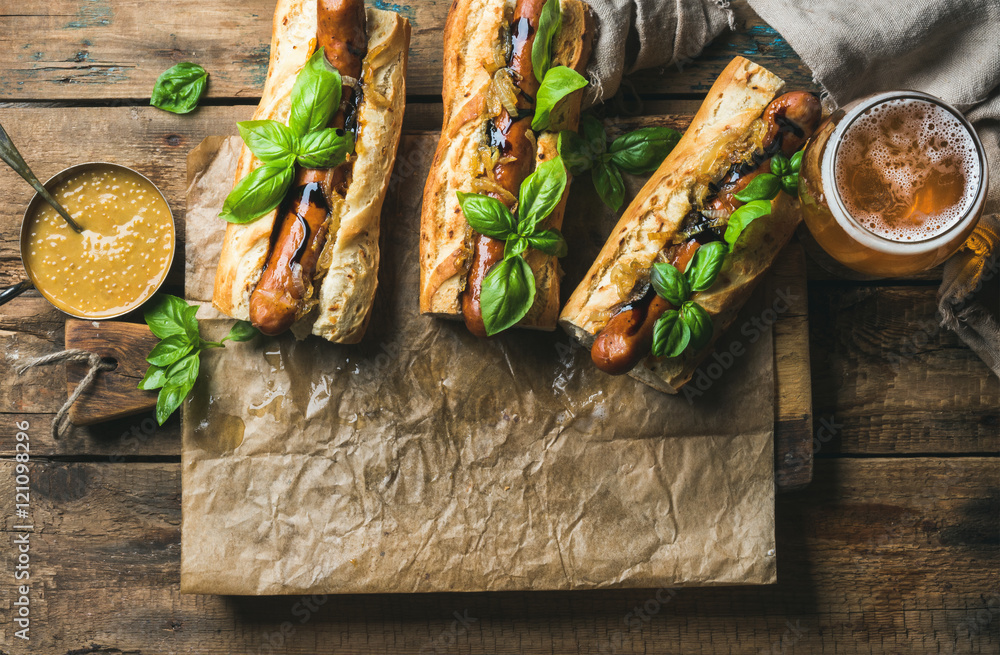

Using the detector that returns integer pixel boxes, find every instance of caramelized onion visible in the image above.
[289,262,308,300]
[588,308,612,326]
[485,68,518,119]
[365,83,390,108]
[700,208,729,221]
[470,178,516,206]
[646,231,673,250]
[484,40,507,75]
[610,258,648,299]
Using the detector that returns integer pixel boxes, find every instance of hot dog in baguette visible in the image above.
[560,57,822,393]
[420,0,594,336]
[213,0,409,343]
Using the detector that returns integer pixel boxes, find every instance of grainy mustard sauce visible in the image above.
[23,166,174,318]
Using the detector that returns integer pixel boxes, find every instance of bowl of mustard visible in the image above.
[18,162,176,320]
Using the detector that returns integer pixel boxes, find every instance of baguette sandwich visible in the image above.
[213,0,409,343]
[419,0,594,337]
[560,57,823,393]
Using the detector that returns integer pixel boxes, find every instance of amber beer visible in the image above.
[799,91,988,276]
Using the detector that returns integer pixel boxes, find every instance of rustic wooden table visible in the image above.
[1,2,998,653]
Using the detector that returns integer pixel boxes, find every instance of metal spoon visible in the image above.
[0,122,84,233]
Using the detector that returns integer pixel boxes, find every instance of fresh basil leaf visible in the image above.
[686,241,728,293]
[770,152,790,177]
[531,66,588,132]
[182,304,200,342]
[144,294,191,339]
[137,365,167,391]
[781,174,799,197]
[650,262,690,306]
[150,62,208,114]
[789,149,803,173]
[609,127,681,175]
[224,320,258,343]
[530,0,561,80]
[480,256,536,336]
[724,199,773,247]
[146,334,194,368]
[505,235,528,259]
[592,160,625,212]
[558,130,594,175]
[527,228,568,257]
[155,376,195,425]
[289,48,343,137]
[580,115,607,156]
[681,301,713,351]
[457,192,517,240]
[652,309,690,358]
[238,120,297,164]
[166,352,200,385]
[733,173,781,203]
[517,156,567,235]
[219,164,294,224]
[296,128,354,169]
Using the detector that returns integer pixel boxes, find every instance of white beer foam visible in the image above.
[834,98,980,241]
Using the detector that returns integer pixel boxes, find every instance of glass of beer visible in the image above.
[798,90,988,277]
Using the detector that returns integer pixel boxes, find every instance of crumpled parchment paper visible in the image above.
[180,135,776,595]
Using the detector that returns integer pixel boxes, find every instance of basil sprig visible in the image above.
[648,145,807,358]
[724,149,805,245]
[529,0,589,132]
[559,115,681,211]
[139,295,257,425]
[649,241,728,359]
[220,48,355,224]
[150,63,208,114]
[457,157,569,335]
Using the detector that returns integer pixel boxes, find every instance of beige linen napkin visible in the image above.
[582,0,734,106]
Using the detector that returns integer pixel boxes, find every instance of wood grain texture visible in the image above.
[770,243,813,491]
[64,320,159,425]
[0,1,815,101]
[810,285,1000,455]
[0,458,995,653]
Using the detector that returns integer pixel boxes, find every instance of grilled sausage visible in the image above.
[248,0,367,335]
[590,240,700,375]
[460,0,546,338]
[762,91,822,156]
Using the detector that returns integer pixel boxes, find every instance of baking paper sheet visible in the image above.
[180,135,776,594]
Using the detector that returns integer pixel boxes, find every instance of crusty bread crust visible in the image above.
[418,0,593,328]
[212,1,409,344]
[559,56,799,393]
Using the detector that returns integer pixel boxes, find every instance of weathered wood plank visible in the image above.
[810,285,1000,455]
[0,458,995,653]
[0,1,815,101]
[770,244,812,491]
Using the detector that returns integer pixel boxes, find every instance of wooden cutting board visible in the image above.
[65,320,160,425]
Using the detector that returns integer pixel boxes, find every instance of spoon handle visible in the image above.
[0,123,84,233]
[0,279,33,307]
